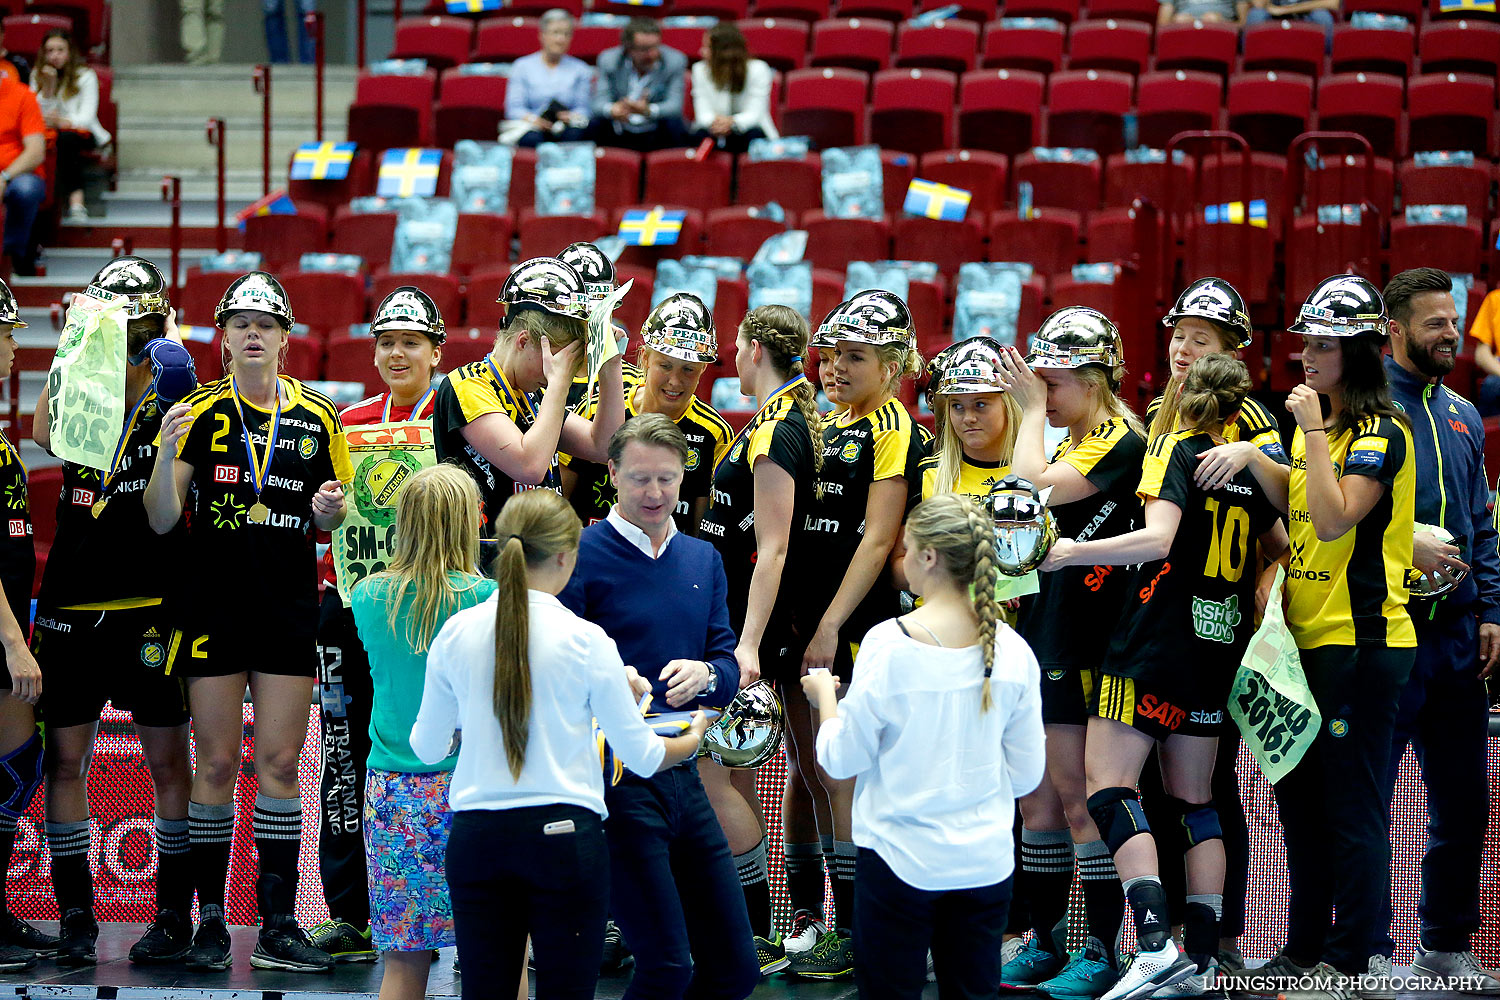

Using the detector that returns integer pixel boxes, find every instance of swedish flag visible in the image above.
[1439,0,1496,12]
[290,141,356,181]
[446,0,503,10]
[904,178,971,222]
[377,148,443,198]
[1202,199,1268,228]
[618,208,685,246]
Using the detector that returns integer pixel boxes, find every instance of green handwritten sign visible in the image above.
[46,291,128,472]
[1228,567,1321,784]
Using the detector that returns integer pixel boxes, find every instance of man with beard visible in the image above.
[1377,267,1500,993]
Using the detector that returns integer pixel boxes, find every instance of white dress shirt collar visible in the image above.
[606,505,677,559]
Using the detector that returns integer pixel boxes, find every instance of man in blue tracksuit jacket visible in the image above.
[1379,269,1500,991]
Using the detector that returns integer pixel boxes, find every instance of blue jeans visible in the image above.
[262,0,315,64]
[3,171,44,259]
[1478,374,1500,417]
[1245,5,1335,47]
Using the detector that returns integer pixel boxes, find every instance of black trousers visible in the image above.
[447,805,609,1000]
[853,847,1012,1000]
[1273,643,1415,974]
[689,126,769,154]
[53,129,96,198]
[316,591,372,928]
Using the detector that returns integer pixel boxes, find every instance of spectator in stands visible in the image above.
[588,17,689,153]
[0,72,45,276]
[180,0,224,65]
[690,23,777,154]
[31,30,109,224]
[264,0,316,65]
[506,10,593,148]
[1157,0,1246,23]
[1466,288,1500,416]
[1245,0,1337,43]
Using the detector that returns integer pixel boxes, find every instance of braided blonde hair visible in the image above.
[905,494,1001,712]
[741,306,823,474]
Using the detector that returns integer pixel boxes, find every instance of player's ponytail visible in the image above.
[742,306,823,474]
[1177,354,1251,435]
[490,489,583,779]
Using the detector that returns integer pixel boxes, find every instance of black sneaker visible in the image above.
[0,910,59,956]
[129,910,193,964]
[54,908,97,967]
[185,916,233,971]
[250,916,333,973]
[601,919,634,975]
[0,943,35,972]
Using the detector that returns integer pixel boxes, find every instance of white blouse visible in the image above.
[33,66,109,146]
[690,58,778,139]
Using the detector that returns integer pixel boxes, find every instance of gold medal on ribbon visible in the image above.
[231,376,282,527]
[248,502,270,523]
[91,498,107,518]
[94,392,153,520]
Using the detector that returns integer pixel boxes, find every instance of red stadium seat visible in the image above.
[287,148,374,215]
[675,0,751,18]
[783,67,869,147]
[1303,155,1395,222]
[441,331,498,370]
[704,206,788,258]
[24,0,106,54]
[662,23,710,57]
[1195,150,1288,238]
[1012,150,1102,215]
[570,23,618,62]
[1342,0,1421,18]
[1419,20,1500,77]
[870,68,956,155]
[1051,276,1123,320]
[737,152,822,217]
[1103,151,1194,215]
[644,149,731,214]
[180,270,238,328]
[810,18,894,73]
[243,204,329,272]
[465,267,513,328]
[1315,73,1404,161]
[1284,218,1381,331]
[1390,219,1485,276]
[980,19,1064,74]
[510,147,537,212]
[611,206,705,268]
[347,70,438,149]
[1,13,68,57]
[987,208,1081,277]
[1004,0,1082,23]
[736,18,810,71]
[895,19,979,74]
[1045,69,1132,156]
[279,271,369,335]
[372,273,463,327]
[1066,19,1152,76]
[1407,73,1497,157]
[595,147,645,211]
[1152,19,1237,77]
[501,0,582,14]
[435,69,509,148]
[1136,70,1220,150]
[330,208,397,270]
[1225,71,1314,156]
[1182,220,1275,304]
[917,0,999,22]
[1241,20,1325,77]
[918,149,1007,217]
[450,212,515,279]
[324,335,380,398]
[957,69,1044,155]
[391,15,473,69]
[1085,205,1166,264]
[710,279,749,349]
[1084,0,1161,21]
[1397,159,1490,220]
[880,149,919,215]
[839,0,916,19]
[803,211,893,271]
[474,16,540,63]
[752,0,834,22]
[893,216,984,278]
[1330,24,1414,77]
[516,209,608,260]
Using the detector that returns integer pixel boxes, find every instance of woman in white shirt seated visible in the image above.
[411,488,710,1000]
[31,30,109,223]
[690,23,777,154]
[803,493,1046,1000]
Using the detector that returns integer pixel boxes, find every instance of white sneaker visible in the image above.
[1001,938,1028,967]
[1102,940,1197,1000]
[1411,948,1500,995]
[1284,963,1353,1000]
[1152,959,1218,998]
[1355,954,1396,1000]
[784,910,827,956]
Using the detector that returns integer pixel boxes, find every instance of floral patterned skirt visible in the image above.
[363,767,456,952]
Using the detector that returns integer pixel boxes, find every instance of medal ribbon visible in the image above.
[713,375,808,480]
[230,376,281,502]
[486,357,537,424]
[98,391,153,497]
[381,385,435,423]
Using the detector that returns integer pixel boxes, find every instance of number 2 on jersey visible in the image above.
[1203,497,1251,582]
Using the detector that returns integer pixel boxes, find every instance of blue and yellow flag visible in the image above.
[618,208,685,246]
[1203,199,1268,228]
[1438,0,1496,12]
[904,178,971,222]
[377,148,443,199]
[447,0,504,10]
[234,189,296,231]
[290,141,356,181]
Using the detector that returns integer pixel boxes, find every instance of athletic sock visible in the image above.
[1020,827,1074,955]
[45,819,93,919]
[1184,894,1222,973]
[1076,839,1124,962]
[252,794,304,914]
[831,841,857,934]
[188,800,235,912]
[154,815,192,916]
[735,838,773,939]
[819,832,834,914]
[784,841,826,920]
[1122,876,1170,953]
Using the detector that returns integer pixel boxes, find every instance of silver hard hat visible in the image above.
[1406,525,1467,600]
[1026,306,1124,371]
[985,474,1058,577]
[699,681,784,769]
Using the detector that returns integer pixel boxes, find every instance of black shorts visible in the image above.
[1092,671,1230,743]
[165,623,319,678]
[32,605,190,729]
[1040,666,1096,726]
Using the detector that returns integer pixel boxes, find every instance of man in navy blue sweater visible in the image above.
[559,413,758,1000]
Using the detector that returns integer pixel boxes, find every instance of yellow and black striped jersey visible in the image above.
[919,452,1011,504]
[433,358,558,534]
[903,420,935,513]
[1286,417,1416,649]
[1145,394,1288,465]
[168,376,352,639]
[0,428,30,630]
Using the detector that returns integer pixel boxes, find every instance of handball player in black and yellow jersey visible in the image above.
[432,257,625,538]
[144,271,353,974]
[1266,275,1417,984]
[996,307,1147,998]
[0,279,55,973]
[1041,355,1288,1000]
[308,286,446,964]
[699,304,821,973]
[31,258,197,966]
[562,292,731,531]
[788,290,924,979]
[919,337,1020,503]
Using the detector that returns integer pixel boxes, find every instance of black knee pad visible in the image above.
[0,729,43,819]
[1086,786,1149,856]
[1166,796,1223,849]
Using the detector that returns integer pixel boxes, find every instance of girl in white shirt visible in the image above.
[30,30,108,222]
[803,493,1046,1000]
[411,488,709,1000]
[690,23,778,153]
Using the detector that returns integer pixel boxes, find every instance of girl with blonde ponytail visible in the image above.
[410,487,709,1000]
[803,493,1044,999]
